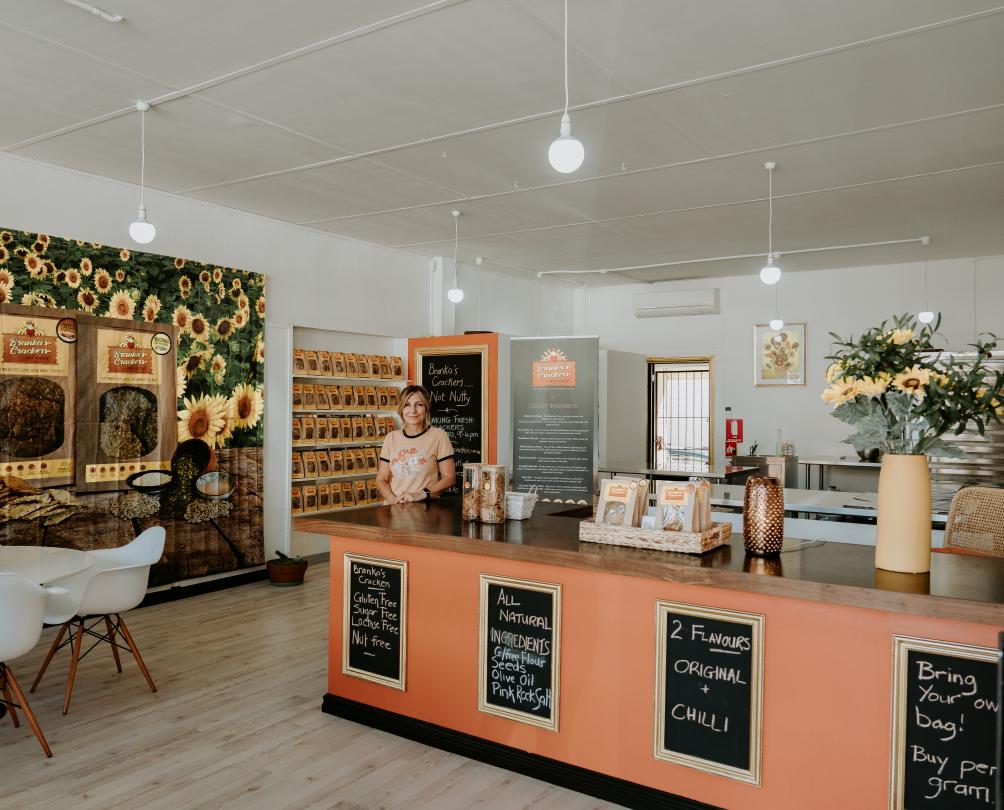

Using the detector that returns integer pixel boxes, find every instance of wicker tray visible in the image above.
[579,519,731,554]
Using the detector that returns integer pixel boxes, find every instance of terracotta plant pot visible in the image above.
[875,454,931,573]
[266,559,308,587]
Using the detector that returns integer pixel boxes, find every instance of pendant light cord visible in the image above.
[923,260,929,309]
[563,0,570,117]
[453,214,460,287]
[767,166,773,259]
[139,106,146,209]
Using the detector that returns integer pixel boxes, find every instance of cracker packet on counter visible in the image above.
[655,482,697,533]
[596,478,640,527]
[691,479,712,532]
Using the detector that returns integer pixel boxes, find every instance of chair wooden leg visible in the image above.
[30,621,68,693]
[62,618,85,715]
[104,616,122,673]
[2,664,20,727]
[116,614,157,693]
[4,666,53,757]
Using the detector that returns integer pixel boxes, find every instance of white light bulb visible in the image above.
[918,310,935,324]
[447,287,464,304]
[769,318,784,331]
[128,207,155,244]
[760,260,781,285]
[548,113,584,174]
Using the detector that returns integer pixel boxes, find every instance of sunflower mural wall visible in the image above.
[0,227,265,585]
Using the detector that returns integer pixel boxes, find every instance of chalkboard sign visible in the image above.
[342,553,407,690]
[891,636,998,809]
[417,346,488,494]
[479,574,561,731]
[655,601,764,785]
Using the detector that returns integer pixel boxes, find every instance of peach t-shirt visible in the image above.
[379,426,454,500]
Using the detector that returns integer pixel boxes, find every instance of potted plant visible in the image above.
[822,314,1004,573]
[266,550,308,587]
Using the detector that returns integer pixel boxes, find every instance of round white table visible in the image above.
[0,546,93,585]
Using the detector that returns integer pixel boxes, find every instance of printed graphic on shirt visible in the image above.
[390,446,428,480]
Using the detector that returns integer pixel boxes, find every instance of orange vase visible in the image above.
[875,454,931,573]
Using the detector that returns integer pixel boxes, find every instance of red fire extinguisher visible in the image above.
[725,407,743,460]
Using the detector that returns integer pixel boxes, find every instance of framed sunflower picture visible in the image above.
[754,322,806,386]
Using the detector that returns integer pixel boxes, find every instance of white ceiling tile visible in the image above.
[519,0,1001,92]
[13,96,346,191]
[642,13,1004,155]
[200,0,623,153]
[0,1,433,88]
[0,26,170,148]
[184,158,463,223]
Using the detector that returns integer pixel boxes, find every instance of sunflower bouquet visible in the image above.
[822,314,1004,459]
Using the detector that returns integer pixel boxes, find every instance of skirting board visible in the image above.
[322,693,722,810]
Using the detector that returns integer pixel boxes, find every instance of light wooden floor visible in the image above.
[1,562,622,810]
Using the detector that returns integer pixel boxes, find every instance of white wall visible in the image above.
[582,257,1004,467]
[454,262,576,336]
[0,151,432,554]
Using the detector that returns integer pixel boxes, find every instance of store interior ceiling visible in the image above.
[2,0,1002,284]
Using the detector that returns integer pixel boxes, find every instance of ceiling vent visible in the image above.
[631,288,720,318]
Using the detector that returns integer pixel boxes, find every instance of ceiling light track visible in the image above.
[61,0,122,23]
[536,236,931,277]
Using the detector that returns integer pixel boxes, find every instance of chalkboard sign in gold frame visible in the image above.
[889,635,997,809]
[342,553,408,690]
[478,573,561,732]
[654,601,764,785]
[415,345,489,463]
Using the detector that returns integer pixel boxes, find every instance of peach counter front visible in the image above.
[296,501,1004,810]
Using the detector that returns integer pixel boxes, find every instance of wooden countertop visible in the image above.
[295,500,1004,625]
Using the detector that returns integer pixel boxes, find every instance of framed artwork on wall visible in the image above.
[753,322,806,386]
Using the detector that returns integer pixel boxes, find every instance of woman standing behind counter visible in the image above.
[376,384,456,504]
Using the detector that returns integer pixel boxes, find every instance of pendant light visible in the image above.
[547,0,584,174]
[918,261,934,323]
[128,101,156,244]
[447,210,464,304]
[759,162,780,285]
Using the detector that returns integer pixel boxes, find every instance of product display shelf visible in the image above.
[293,374,405,384]
[293,440,385,449]
[290,334,408,558]
[293,409,399,416]
[294,502,383,518]
[293,471,378,483]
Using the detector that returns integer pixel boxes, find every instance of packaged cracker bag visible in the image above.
[655,482,697,533]
[302,484,317,512]
[0,305,77,487]
[292,348,306,374]
[331,352,347,377]
[318,483,331,510]
[303,350,320,375]
[75,314,179,492]
[291,451,304,479]
[596,478,638,527]
[291,486,303,514]
[318,351,333,376]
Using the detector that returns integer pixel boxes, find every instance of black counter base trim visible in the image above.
[322,693,722,810]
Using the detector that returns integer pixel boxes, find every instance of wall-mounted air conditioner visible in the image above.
[631,288,720,318]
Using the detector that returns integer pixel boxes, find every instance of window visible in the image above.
[648,358,713,473]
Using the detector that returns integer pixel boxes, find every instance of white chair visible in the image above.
[31,527,166,714]
[0,573,56,757]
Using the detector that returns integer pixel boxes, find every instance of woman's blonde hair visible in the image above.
[397,384,433,429]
